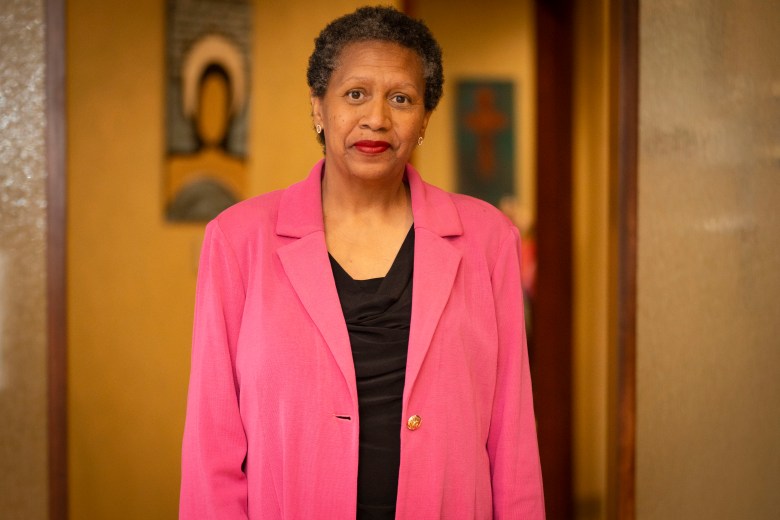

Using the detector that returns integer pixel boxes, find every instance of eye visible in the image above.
[346,90,364,101]
[391,94,409,104]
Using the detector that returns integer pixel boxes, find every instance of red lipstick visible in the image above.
[354,140,390,154]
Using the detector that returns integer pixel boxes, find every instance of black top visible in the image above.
[329,227,414,520]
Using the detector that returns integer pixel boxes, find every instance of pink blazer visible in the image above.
[180,160,545,519]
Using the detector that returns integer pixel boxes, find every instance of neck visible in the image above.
[321,165,411,224]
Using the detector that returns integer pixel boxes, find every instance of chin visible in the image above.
[349,166,402,183]
[344,156,405,179]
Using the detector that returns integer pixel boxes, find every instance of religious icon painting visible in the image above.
[164,0,252,222]
[455,80,516,207]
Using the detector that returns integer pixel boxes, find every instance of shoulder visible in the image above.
[449,192,519,269]
[204,160,324,252]
[209,188,284,240]
[429,182,516,245]
[410,170,515,243]
[448,192,515,234]
[414,176,519,269]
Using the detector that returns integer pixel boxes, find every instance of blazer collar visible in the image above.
[276,159,463,239]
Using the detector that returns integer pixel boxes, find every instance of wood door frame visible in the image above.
[46,0,68,518]
[608,0,639,517]
[534,1,574,518]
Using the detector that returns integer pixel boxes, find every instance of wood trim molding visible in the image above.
[609,0,639,517]
[45,0,68,518]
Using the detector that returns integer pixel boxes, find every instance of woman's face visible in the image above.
[311,40,431,185]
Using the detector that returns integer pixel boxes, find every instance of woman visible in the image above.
[180,6,544,519]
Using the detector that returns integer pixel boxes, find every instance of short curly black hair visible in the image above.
[307,6,444,143]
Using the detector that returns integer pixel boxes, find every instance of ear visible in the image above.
[310,93,323,127]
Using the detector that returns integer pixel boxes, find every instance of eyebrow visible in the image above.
[338,76,422,92]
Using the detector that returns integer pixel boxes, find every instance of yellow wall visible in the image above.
[67,1,397,518]
[415,0,536,214]
[572,1,611,518]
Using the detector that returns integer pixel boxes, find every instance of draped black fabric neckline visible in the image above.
[328,226,414,520]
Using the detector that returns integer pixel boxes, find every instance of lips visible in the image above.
[354,140,391,154]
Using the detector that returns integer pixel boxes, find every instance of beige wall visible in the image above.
[0,0,49,518]
[67,1,397,518]
[637,0,780,518]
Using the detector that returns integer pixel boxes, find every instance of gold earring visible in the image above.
[418,136,424,146]
[316,124,323,134]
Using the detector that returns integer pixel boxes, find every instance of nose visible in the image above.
[360,98,390,131]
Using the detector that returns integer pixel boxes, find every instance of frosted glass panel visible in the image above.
[0,0,49,518]
[637,0,780,518]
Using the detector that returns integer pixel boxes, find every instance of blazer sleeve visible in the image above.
[488,226,546,519]
[180,220,249,519]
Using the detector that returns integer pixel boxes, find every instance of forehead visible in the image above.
[332,40,424,82]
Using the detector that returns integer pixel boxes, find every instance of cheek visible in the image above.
[400,117,425,140]
[330,115,359,139]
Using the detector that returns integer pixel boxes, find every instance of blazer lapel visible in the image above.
[403,164,464,402]
[276,160,357,405]
[277,235,356,405]
[405,229,461,401]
